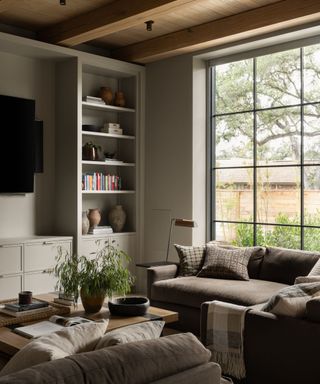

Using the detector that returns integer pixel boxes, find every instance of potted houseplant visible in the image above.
[54,241,134,313]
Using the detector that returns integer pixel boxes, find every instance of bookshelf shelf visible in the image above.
[82,101,135,113]
[82,190,135,194]
[82,131,135,140]
[82,160,135,167]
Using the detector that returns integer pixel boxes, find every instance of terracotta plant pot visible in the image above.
[99,86,113,105]
[80,289,105,313]
[114,91,126,107]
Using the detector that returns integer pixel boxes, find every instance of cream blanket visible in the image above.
[201,300,250,380]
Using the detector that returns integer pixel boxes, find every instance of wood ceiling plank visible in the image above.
[111,0,320,63]
[38,0,195,46]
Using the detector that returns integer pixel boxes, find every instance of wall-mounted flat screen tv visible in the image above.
[0,95,36,193]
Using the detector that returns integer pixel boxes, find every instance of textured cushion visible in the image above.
[260,247,320,285]
[207,242,265,279]
[197,245,252,280]
[0,333,211,384]
[295,275,320,284]
[151,276,287,308]
[174,244,205,276]
[95,320,164,349]
[308,258,320,276]
[261,282,320,317]
[0,320,108,376]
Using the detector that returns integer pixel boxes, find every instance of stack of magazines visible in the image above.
[0,300,50,317]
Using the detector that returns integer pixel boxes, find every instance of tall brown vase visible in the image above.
[87,208,101,230]
[99,87,113,105]
[114,91,126,107]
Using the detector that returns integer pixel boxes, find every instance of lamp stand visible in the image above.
[165,218,176,262]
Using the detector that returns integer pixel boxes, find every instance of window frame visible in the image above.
[208,42,320,249]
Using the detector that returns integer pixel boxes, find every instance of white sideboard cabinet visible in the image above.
[0,236,72,299]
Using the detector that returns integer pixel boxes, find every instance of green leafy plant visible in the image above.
[54,241,134,306]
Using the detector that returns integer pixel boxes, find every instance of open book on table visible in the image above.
[14,315,92,338]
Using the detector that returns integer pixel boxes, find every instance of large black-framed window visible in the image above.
[209,44,320,251]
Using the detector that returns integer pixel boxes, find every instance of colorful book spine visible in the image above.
[82,173,122,191]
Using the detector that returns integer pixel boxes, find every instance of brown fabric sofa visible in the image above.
[147,246,320,335]
[0,333,222,384]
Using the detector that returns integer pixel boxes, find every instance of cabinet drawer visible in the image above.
[0,245,22,275]
[24,241,72,272]
[81,238,109,260]
[0,275,22,300]
[24,271,57,294]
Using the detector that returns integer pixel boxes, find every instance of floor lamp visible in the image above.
[136,217,197,268]
[165,218,197,263]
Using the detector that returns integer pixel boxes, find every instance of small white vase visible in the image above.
[82,211,90,235]
[108,205,126,232]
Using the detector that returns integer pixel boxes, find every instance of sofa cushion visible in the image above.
[197,245,252,280]
[207,242,265,279]
[174,244,206,276]
[261,282,320,317]
[308,258,320,276]
[0,320,108,377]
[0,333,211,384]
[95,320,164,349]
[259,247,320,285]
[151,276,287,308]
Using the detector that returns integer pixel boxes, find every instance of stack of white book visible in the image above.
[88,226,113,235]
[83,96,105,105]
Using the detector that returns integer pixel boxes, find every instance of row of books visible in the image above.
[82,173,122,191]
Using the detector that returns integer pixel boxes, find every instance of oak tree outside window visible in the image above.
[209,44,320,251]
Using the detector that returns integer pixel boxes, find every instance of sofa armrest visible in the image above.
[306,296,320,322]
[244,309,320,384]
[147,265,178,298]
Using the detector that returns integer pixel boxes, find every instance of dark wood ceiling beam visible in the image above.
[111,0,320,63]
[38,0,194,47]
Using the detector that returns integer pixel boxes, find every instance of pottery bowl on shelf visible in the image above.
[82,124,100,132]
[108,296,150,316]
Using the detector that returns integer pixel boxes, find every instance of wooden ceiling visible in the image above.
[1,0,320,64]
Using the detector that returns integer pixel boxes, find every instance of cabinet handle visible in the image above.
[0,275,4,278]
[42,268,54,274]
[42,242,54,245]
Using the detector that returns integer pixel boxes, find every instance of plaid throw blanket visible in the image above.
[201,300,250,380]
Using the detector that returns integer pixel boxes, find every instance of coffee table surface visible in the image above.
[0,293,178,356]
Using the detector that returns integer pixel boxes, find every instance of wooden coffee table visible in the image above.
[0,293,178,356]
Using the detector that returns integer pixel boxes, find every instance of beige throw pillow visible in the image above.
[261,282,320,317]
[197,245,251,280]
[95,320,165,349]
[308,258,320,276]
[0,320,108,376]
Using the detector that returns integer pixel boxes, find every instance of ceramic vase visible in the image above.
[114,91,126,107]
[99,86,113,105]
[108,205,126,232]
[82,211,90,235]
[80,288,105,313]
[87,208,101,230]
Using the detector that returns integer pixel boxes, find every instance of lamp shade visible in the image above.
[174,219,197,228]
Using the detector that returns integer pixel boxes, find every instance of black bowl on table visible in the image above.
[108,296,150,316]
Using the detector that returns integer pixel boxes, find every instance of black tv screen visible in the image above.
[0,95,35,193]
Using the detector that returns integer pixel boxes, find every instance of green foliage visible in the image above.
[54,241,134,303]
[232,211,320,251]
